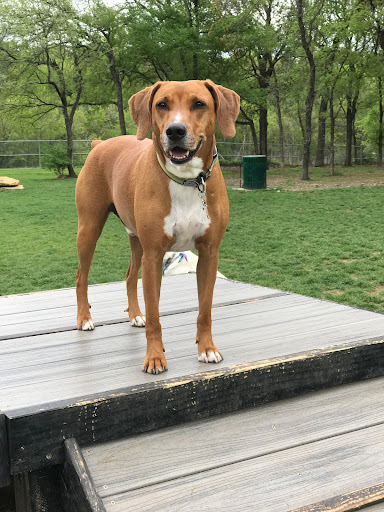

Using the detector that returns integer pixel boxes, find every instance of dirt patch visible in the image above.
[223,165,384,191]
[366,285,384,297]
[324,289,344,296]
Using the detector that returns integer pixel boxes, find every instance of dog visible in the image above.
[75,80,240,374]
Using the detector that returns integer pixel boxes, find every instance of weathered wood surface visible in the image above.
[0,275,284,340]
[6,335,384,474]
[2,274,384,477]
[2,294,384,412]
[0,413,10,487]
[61,439,105,512]
[101,426,384,512]
[80,378,384,512]
[83,378,384,497]
[291,481,384,511]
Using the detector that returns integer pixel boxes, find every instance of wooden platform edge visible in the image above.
[61,438,106,512]
[6,335,384,474]
[0,412,10,487]
[291,480,384,512]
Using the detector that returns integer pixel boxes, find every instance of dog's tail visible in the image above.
[91,140,103,149]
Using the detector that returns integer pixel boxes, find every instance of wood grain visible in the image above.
[61,438,105,512]
[83,378,384,498]
[0,413,9,487]
[0,275,283,340]
[100,424,384,512]
[291,481,384,511]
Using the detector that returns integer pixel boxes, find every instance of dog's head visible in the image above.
[129,80,240,165]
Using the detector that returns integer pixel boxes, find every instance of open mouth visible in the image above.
[167,138,202,165]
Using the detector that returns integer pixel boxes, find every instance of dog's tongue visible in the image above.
[171,147,188,160]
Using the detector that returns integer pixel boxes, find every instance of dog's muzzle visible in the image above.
[165,122,202,165]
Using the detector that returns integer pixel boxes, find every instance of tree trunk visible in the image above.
[329,93,335,176]
[345,93,358,166]
[109,53,126,135]
[273,69,285,169]
[315,96,328,167]
[236,118,259,155]
[249,119,258,155]
[257,69,269,157]
[296,0,317,180]
[379,76,383,166]
[259,105,268,156]
[345,104,353,166]
[302,82,315,180]
[297,100,305,140]
[63,106,77,178]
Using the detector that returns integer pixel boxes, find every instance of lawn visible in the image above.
[2,167,384,314]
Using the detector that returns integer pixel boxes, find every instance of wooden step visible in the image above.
[81,378,384,512]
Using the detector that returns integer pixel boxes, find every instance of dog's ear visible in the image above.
[129,83,162,140]
[204,80,240,139]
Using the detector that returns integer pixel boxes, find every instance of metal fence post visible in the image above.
[38,141,41,167]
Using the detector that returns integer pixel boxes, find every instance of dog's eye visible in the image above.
[193,101,206,110]
[156,102,168,110]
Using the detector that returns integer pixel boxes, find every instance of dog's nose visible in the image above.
[166,123,187,142]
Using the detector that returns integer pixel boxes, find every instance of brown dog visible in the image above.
[75,80,240,374]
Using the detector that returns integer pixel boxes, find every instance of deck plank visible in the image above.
[0,275,285,340]
[99,422,384,512]
[83,377,384,499]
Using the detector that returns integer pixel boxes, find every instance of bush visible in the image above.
[41,144,71,177]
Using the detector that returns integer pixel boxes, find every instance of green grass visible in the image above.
[223,187,384,312]
[1,168,130,295]
[2,168,384,314]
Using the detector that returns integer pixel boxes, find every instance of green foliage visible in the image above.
[0,0,384,164]
[40,145,71,177]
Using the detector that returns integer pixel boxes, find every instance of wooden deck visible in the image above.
[1,273,384,510]
[83,378,384,511]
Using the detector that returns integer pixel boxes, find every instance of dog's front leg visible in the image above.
[141,248,168,374]
[195,242,223,363]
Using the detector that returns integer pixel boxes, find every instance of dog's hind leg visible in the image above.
[76,209,109,330]
[125,235,146,327]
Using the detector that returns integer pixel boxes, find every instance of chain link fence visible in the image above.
[217,141,375,167]
[0,140,92,169]
[0,139,377,169]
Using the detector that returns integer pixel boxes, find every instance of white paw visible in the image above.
[131,316,146,327]
[198,351,223,363]
[82,320,95,331]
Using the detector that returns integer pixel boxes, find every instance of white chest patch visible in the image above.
[164,159,211,251]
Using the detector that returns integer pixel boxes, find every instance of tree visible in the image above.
[0,0,92,177]
[80,1,134,135]
[295,0,324,180]
[359,0,384,164]
[124,0,228,82]
[218,0,290,160]
[314,97,328,167]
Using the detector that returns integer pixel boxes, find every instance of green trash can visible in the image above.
[243,155,267,189]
